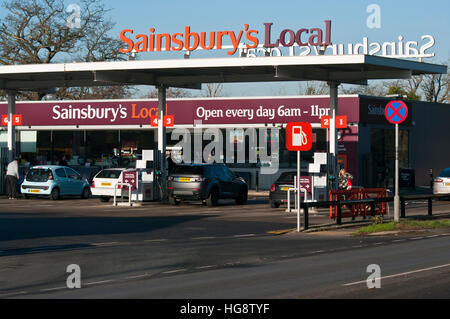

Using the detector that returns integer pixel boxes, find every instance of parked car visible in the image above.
[433,168,450,195]
[91,168,129,202]
[167,164,248,206]
[21,165,91,200]
[269,171,305,208]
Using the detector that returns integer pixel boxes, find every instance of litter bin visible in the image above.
[399,168,415,190]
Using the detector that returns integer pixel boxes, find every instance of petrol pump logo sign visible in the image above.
[384,100,408,124]
[286,122,312,151]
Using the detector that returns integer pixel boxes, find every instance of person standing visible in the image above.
[338,168,353,190]
[6,157,20,199]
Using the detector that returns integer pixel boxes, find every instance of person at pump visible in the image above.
[338,168,353,190]
[59,155,68,166]
[6,157,20,199]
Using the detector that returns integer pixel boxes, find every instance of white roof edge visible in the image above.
[0,94,361,104]
[1,54,444,74]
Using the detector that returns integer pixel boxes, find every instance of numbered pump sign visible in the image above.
[150,115,175,127]
[1,114,22,126]
[286,122,312,151]
[320,115,347,128]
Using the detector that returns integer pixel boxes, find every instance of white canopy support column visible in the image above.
[7,90,16,162]
[157,85,167,200]
[328,81,340,190]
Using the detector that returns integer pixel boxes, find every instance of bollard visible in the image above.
[428,198,432,216]
[336,202,342,225]
[304,205,309,230]
[370,201,376,217]
[401,198,406,218]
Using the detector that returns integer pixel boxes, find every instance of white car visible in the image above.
[433,168,450,195]
[91,168,129,202]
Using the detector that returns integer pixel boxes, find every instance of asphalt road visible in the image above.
[0,196,449,299]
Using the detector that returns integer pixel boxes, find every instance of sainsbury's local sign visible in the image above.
[119,21,435,59]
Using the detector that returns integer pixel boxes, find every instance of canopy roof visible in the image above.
[0,54,446,91]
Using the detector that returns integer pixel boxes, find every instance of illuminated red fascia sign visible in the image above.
[119,21,331,56]
[150,115,175,127]
[385,100,408,124]
[286,122,312,151]
[1,114,22,126]
[320,116,347,128]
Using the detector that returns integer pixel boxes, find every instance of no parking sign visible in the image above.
[385,100,408,124]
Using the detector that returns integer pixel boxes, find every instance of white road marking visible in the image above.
[163,269,187,274]
[92,242,120,246]
[144,239,168,243]
[40,286,67,292]
[191,236,216,240]
[84,280,115,286]
[0,291,28,298]
[343,263,450,287]
[233,234,255,238]
[195,265,216,269]
[411,237,424,240]
[125,274,151,280]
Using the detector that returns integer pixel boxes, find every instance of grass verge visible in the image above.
[352,219,450,235]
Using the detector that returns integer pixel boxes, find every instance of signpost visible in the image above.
[286,122,312,232]
[385,100,408,222]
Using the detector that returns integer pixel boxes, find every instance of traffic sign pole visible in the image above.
[394,123,399,222]
[384,100,408,222]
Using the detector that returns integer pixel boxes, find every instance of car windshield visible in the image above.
[96,169,123,179]
[26,168,50,182]
[172,166,204,175]
[278,172,297,183]
[438,168,450,178]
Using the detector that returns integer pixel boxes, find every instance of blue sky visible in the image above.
[64,0,450,95]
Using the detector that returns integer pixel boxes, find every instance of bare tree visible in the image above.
[298,81,328,95]
[421,72,449,103]
[144,87,193,99]
[203,83,225,97]
[0,0,133,100]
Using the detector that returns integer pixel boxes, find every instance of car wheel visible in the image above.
[100,196,110,202]
[270,200,281,208]
[81,187,91,199]
[169,196,180,205]
[50,188,60,200]
[22,194,29,199]
[206,188,219,206]
[235,187,248,205]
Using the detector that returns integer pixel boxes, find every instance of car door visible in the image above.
[218,165,234,198]
[54,168,71,195]
[64,167,84,195]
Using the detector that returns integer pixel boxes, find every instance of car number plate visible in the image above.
[30,189,40,193]
[178,177,191,182]
[280,187,291,191]
[101,182,112,186]
[446,183,450,186]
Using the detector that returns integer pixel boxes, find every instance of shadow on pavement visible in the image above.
[0,214,212,242]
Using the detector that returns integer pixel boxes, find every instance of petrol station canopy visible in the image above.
[0,54,446,91]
